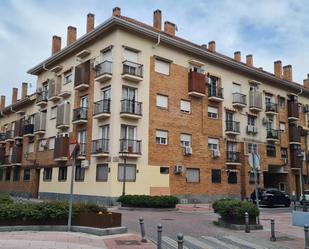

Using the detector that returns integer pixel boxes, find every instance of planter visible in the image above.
[217,218,263,230]
[221,216,257,225]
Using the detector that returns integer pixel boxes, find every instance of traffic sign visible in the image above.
[248,152,260,170]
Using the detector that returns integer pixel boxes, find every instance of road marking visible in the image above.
[224,235,266,249]
[202,236,240,249]
[162,236,189,249]
[185,235,214,249]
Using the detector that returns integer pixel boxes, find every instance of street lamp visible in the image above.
[121,151,128,196]
[297,151,307,212]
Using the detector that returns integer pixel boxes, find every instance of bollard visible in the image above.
[157,224,162,249]
[139,217,147,243]
[305,224,309,249]
[177,233,184,249]
[294,200,296,211]
[270,219,276,242]
[245,212,250,233]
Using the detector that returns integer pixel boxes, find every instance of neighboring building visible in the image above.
[1,7,309,203]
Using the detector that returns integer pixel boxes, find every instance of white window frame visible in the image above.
[208,138,219,150]
[180,134,191,147]
[64,71,73,85]
[180,100,191,113]
[156,94,168,109]
[154,59,170,75]
[208,106,218,119]
[156,130,168,145]
[279,122,286,132]
[186,168,200,183]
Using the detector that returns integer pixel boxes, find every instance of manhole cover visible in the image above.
[115,240,141,246]
[276,236,295,241]
[161,218,175,221]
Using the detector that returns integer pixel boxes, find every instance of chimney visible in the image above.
[153,9,162,31]
[0,96,5,110]
[86,13,95,33]
[274,60,282,78]
[201,44,207,50]
[304,74,309,89]
[52,36,61,55]
[67,26,77,46]
[21,82,28,98]
[113,7,121,16]
[234,51,241,62]
[164,21,176,36]
[283,65,293,81]
[12,88,18,105]
[246,54,253,67]
[208,41,216,52]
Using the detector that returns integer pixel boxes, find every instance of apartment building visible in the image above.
[1,7,309,203]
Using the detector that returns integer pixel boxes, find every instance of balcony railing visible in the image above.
[289,125,301,144]
[226,121,240,133]
[122,60,143,78]
[95,61,112,78]
[48,78,61,100]
[91,139,109,154]
[56,102,70,128]
[266,129,280,140]
[72,107,88,122]
[34,112,46,133]
[208,86,223,99]
[5,130,14,140]
[226,151,241,163]
[0,132,6,141]
[74,61,90,90]
[265,102,278,113]
[36,90,48,104]
[120,100,142,116]
[93,99,111,116]
[11,146,22,164]
[288,101,299,120]
[232,93,247,106]
[78,142,86,157]
[249,91,263,111]
[120,139,141,154]
[188,70,206,97]
[54,136,69,160]
[23,123,34,136]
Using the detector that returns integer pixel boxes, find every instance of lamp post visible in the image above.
[297,151,307,212]
[121,151,128,196]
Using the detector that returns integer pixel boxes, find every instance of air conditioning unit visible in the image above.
[262,117,269,125]
[174,165,183,174]
[183,146,192,155]
[282,158,288,165]
[81,160,90,168]
[59,132,69,138]
[212,149,220,158]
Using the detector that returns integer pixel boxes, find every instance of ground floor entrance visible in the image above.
[263,171,288,192]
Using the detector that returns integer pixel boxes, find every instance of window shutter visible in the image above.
[124,49,138,63]
[186,169,199,183]
[156,130,167,139]
[155,59,170,75]
[156,95,168,108]
[181,100,190,112]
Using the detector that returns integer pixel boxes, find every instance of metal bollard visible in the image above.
[245,212,250,233]
[157,224,162,249]
[305,224,309,249]
[177,233,184,249]
[294,200,297,211]
[270,219,276,242]
[139,217,147,243]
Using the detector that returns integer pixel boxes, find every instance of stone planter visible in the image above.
[216,218,263,230]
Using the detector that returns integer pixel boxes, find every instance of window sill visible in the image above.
[96,180,108,182]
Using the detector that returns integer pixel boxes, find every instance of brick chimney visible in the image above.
[21,82,28,98]
[246,54,253,67]
[67,26,77,46]
[52,36,61,55]
[283,65,293,81]
[153,9,162,31]
[113,7,121,16]
[0,96,5,110]
[234,51,241,62]
[208,41,216,52]
[12,88,18,105]
[274,60,282,78]
[304,74,309,88]
[86,13,95,33]
[164,21,176,36]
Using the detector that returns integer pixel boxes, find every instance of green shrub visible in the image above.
[0,194,13,205]
[117,195,178,208]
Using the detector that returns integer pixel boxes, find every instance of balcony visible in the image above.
[122,61,143,82]
[23,123,34,137]
[208,86,224,102]
[74,61,90,91]
[93,99,111,119]
[266,129,280,142]
[289,125,301,145]
[120,100,142,119]
[5,130,14,142]
[226,151,241,165]
[14,120,24,139]
[119,139,141,158]
[54,136,69,161]
[91,139,109,157]
[225,121,240,135]
[11,146,22,165]
[288,101,299,121]
[232,93,247,108]
[265,102,278,115]
[34,112,46,135]
[36,90,48,107]
[3,155,11,165]
[56,102,70,129]
[72,107,88,125]
[77,142,86,160]
[188,70,206,97]
[94,61,112,82]
[249,91,263,112]
[48,78,62,102]
[0,132,6,144]
[247,125,258,134]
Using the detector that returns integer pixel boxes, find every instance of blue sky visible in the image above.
[1,0,309,105]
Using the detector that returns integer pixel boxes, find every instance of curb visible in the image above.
[118,207,178,212]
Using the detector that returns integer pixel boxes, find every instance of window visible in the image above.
[247,115,256,126]
[232,83,241,93]
[186,168,200,183]
[211,169,221,183]
[43,168,52,181]
[298,103,302,114]
[267,145,276,157]
[49,137,55,150]
[101,48,112,61]
[23,169,30,181]
[38,139,47,152]
[280,122,286,132]
[58,166,67,181]
[75,166,85,181]
[249,172,260,184]
[228,172,237,184]
[208,138,219,150]
[160,167,169,174]
[303,175,309,185]
[118,164,136,182]
[180,134,191,147]
[77,130,87,155]
[247,143,258,154]
[279,97,285,108]
[281,148,288,159]
[155,59,170,75]
[5,168,11,181]
[156,94,168,109]
[96,164,108,181]
[13,167,20,181]
[28,142,34,153]
[208,106,218,119]
[64,71,73,84]
[50,106,57,119]
[124,48,138,63]
[156,130,168,145]
[180,100,191,113]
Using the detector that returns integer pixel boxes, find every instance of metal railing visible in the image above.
[208,85,223,98]
[34,112,46,132]
[0,132,6,141]
[249,91,263,110]
[266,129,280,140]
[93,99,111,115]
[122,60,143,78]
[226,151,241,163]
[48,79,61,99]
[121,100,142,116]
[23,124,34,135]
[95,61,112,78]
[226,121,240,133]
[5,130,14,140]
[91,139,109,154]
[265,102,278,113]
[36,90,48,103]
[73,107,88,122]
[232,93,246,105]
[78,142,86,156]
[120,139,141,154]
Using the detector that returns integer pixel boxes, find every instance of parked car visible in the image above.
[299,190,309,205]
[251,188,291,207]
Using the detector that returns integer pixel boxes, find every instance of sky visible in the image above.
[1,0,309,105]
